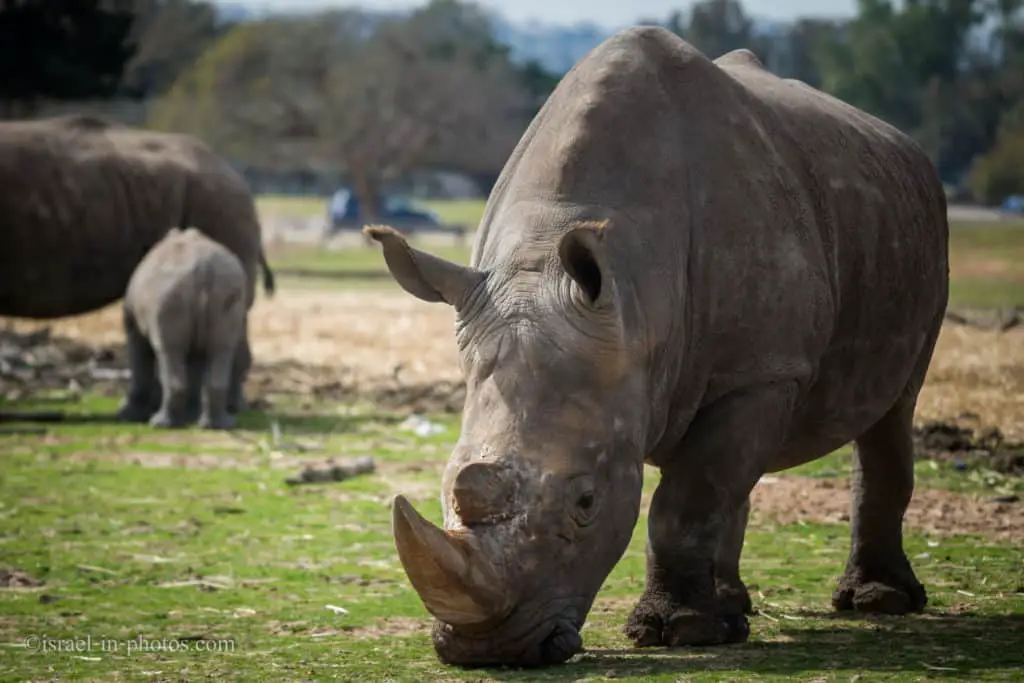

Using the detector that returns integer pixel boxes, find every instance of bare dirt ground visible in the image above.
[749,475,1023,542]
[4,287,1021,436]
[3,286,1022,540]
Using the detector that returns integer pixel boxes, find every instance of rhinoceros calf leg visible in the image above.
[832,395,926,615]
[182,353,205,423]
[117,312,158,423]
[198,344,237,430]
[625,382,799,648]
[149,345,190,429]
[226,327,252,414]
[715,497,753,616]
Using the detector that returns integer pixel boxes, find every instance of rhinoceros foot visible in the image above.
[832,572,927,615]
[116,400,154,423]
[198,411,236,431]
[148,409,187,429]
[625,600,749,648]
[716,579,754,616]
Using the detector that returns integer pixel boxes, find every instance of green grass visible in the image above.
[257,198,1024,309]
[1,394,1022,681]
[948,223,1024,309]
[256,195,487,231]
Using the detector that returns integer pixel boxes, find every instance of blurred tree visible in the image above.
[149,0,530,219]
[813,0,1003,180]
[120,0,222,99]
[967,100,1024,202]
[660,0,774,63]
[0,0,138,118]
[774,18,843,88]
[686,0,773,61]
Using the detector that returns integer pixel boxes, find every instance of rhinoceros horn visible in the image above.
[391,495,510,626]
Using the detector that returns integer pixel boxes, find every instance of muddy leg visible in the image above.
[149,346,189,428]
[199,344,236,430]
[715,497,753,616]
[832,396,927,614]
[227,329,251,414]
[625,382,800,648]
[117,312,157,423]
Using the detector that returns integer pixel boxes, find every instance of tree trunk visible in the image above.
[350,166,383,247]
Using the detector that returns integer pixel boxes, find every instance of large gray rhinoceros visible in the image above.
[0,113,275,320]
[366,27,949,668]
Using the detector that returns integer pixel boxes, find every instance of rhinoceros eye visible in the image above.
[567,476,599,527]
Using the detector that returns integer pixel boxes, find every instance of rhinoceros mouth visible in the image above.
[431,608,585,668]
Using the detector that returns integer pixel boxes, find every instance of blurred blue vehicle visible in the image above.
[1002,195,1024,214]
[324,188,467,242]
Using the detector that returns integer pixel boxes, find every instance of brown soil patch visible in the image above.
[750,475,1023,542]
[0,569,43,588]
[346,616,429,639]
[917,323,1024,441]
[3,288,1022,437]
[950,256,1024,282]
[5,290,1023,430]
[269,616,427,640]
[914,419,1024,476]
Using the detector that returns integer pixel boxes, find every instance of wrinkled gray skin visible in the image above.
[0,114,275,320]
[367,27,949,668]
[118,228,249,430]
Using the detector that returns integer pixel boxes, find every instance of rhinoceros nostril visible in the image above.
[452,461,514,524]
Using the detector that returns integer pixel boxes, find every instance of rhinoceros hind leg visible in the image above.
[198,345,237,430]
[625,382,800,648]
[117,312,158,423]
[832,396,926,615]
[226,328,252,414]
[182,353,205,423]
[149,345,190,429]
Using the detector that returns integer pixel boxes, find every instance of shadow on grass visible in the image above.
[470,612,1024,680]
[236,409,404,435]
[273,267,393,281]
[0,407,404,436]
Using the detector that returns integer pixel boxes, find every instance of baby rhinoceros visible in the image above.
[118,227,250,430]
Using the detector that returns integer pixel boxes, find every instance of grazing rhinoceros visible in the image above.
[366,27,949,668]
[119,227,250,430]
[0,113,275,320]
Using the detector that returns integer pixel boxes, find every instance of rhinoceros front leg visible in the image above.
[625,382,800,648]
[832,395,927,614]
[117,312,158,423]
[715,496,753,616]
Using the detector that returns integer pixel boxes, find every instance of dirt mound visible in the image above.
[0,327,466,415]
[0,569,43,588]
[944,306,1023,332]
[914,417,1024,476]
[751,476,1023,542]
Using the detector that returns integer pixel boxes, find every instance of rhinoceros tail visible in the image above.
[259,248,276,298]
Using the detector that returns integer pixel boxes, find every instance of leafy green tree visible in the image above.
[120,0,222,99]
[658,0,774,63]
[967,100,1024,202]
[0,0,137,117]
[150,0,530,218]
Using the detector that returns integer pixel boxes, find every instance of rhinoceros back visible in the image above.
[0,115,263,319]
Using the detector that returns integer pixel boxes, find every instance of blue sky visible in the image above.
[216,0,858,29]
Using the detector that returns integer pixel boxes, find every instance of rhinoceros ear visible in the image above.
[557,220,613,308]
[363,224,483,307]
